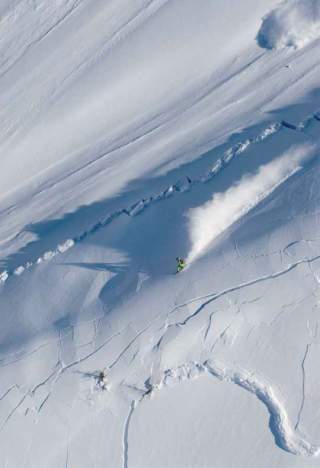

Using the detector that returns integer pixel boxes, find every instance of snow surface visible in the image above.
[1,1,320,467]
[258,0,320,49]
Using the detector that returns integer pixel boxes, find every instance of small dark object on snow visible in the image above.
[97,370,108,390]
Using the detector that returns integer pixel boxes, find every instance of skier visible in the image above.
[176,257,186,273]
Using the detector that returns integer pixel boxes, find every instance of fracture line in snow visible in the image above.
[134,360,320,458]
[0,341,50,368]
[295,343,311,430]
[0,111,319,285]
[122,401,136,468]
[0,393,28,432]
[0,328,128,424]
[166,253,320,328]
[0,385,17,401]
[108,323,155,370]
[62,328,124,371]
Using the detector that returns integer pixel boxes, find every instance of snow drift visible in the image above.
[187,144,315,263]
[258,0,320,49]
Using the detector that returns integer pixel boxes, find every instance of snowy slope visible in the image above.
[1,1,320,467]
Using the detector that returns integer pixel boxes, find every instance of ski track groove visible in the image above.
[0,0,171,192]
[0,0,83,80]
[37,0,171,137]
[36,42,264,201]
[2,108,320,284]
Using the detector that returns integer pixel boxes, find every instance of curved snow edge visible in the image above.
[140,360,320,458]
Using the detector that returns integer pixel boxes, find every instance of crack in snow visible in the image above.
[109,323,154,370]
[122,401,136,468]
[0,393,29,432]
[3,111,313,285]
[130,360,320,458]
[0,385,17,401]
[167,253,320,328]
[295,343,310,430]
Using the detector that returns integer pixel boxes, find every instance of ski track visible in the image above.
[41,0,171,113]
[0,0,83,78]
[1,110,320,285]
[125,360,320,458]
[0,0,172,150]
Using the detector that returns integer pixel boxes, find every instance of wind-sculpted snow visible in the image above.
[258,0,320,49]
[138,361,320,458]
[186,143,316,263]
[0,0,82,76]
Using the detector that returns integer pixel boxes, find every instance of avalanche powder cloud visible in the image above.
[258,0,320,49]
[186,144,315,263]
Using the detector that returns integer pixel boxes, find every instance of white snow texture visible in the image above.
[2,1,320,467]
[258,0,320,49]
[187,144,315,263]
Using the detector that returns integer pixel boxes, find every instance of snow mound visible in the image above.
[257,0,320,49]
[186,144,315,263]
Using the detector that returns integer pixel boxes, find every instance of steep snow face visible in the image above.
[258,0,320,49]
[1,1,320,468]
[186,143,316,263]
[0,0,297,263]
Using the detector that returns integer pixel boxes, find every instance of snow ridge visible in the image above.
[0,112,319,285]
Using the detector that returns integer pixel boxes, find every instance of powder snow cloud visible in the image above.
[257,0,320,49]
[186,144,315,263]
